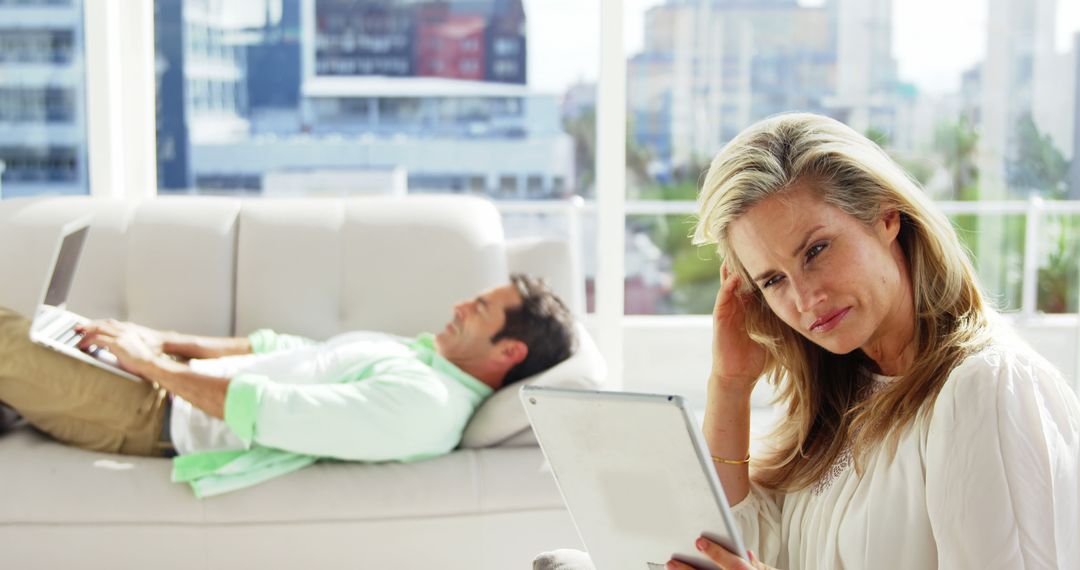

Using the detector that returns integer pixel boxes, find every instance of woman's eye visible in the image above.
[763,275,784,289]
[806,242,827,262]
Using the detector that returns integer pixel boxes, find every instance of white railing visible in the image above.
[495,196,1080,319]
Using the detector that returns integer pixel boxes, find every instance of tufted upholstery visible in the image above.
[0,194,588,570]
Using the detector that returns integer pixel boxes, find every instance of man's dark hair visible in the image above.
[492,273,577,386]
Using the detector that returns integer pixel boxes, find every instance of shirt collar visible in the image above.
[408,334,494,398]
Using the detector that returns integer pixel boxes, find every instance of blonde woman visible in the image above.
[662,113,1080,570]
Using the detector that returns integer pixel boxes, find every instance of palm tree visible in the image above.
[933,116,979,200]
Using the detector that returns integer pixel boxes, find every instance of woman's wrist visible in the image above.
[707,374,757,401]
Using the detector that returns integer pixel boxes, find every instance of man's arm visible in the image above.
[77,323,230,418]
[145,359,228,419]
[77,320,252,360]
[161,332,252,360]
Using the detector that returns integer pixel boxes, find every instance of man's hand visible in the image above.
[666,538,775,570]
[76,321,166,379]
[77,320,229,418]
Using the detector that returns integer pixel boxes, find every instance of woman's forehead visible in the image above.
[729,189,846,267]
[732,188,834,239]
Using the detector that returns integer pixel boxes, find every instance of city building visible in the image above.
[155,0,251,191]
[627,0,835,178]
[164,0,570,198]
[415,13,486,81]
[826,0,898,137]
[0,0,87,198]
[1073,32,1080,199]
[246,0,302,113]
[193,78,573,197]
[978,0,1059,198]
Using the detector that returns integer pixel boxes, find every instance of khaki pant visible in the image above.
[0,306,169,457]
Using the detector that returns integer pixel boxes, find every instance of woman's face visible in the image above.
[728,182,908,356]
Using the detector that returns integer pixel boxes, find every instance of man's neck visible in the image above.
[438,351,504,391]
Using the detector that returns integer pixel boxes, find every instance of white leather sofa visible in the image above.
[0,195,601,569]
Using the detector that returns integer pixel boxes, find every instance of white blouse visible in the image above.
[734,330,1080,569]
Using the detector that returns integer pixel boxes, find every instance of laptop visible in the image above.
[28,217,142,383]
[521,386,748,570]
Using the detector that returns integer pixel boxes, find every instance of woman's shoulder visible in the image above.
[954,324,1059,377]
[937,322,1071,409]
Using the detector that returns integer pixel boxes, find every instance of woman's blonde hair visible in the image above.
[694,113,993,492]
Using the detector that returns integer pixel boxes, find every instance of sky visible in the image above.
[525,0,1080,95]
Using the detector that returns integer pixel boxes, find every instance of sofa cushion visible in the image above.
[460,322,607,448]
[235,196,508,340]
[0,428,563,522]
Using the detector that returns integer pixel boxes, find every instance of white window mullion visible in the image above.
[84,0,157,199]
[596,0,626,387]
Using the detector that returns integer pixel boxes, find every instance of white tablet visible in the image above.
[521,386,748,570]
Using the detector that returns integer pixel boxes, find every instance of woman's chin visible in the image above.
[810,334,864,356]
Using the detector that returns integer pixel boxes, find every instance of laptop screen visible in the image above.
[43,226,89,308]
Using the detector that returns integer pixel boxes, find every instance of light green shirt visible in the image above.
[171,330,493,498]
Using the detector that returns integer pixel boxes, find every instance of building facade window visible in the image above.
[0,0,87,198]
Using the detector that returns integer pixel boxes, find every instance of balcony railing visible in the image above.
[495,196,1080,319]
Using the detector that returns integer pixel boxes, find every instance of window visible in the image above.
[623,0,1080,316]
[526,173,544,196]
[498,174,517,196]
[493,37,518,56]
[0,0,88,198]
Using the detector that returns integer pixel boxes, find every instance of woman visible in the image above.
[667,113,1080,570]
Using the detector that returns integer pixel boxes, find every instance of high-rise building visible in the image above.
[826,0,898,136]
[314,0,416,77]
[247,0,302,113]
[979,0,1058,198]
[1029,0,1075,179]
[1071,32,1080,199]
[627,0,833,178]
[0,0,87,198]
[415,13,487,81]
[311,0,525,84]
[155,0,251,191]
[171,0,569,198]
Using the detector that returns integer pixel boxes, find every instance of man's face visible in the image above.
[434,283,524,363]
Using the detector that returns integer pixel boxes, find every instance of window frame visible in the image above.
[89,0,1080,395]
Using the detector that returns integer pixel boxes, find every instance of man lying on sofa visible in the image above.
[0,273,575,497]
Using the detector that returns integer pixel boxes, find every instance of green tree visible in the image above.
[635,181,722,314]
[1008,114,1070,198]
[562,110,653,198]
[933,116,980,200]
[865,126,890,147]
[1036,215,1080,314]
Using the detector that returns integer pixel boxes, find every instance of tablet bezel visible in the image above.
[522,386,749,569]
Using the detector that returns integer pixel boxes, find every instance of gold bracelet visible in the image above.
[711,453,750,465]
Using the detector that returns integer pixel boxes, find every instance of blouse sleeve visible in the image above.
[924,347,1080,569]
[729,482,784,565]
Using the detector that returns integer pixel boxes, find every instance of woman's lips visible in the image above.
[810,307,851,333]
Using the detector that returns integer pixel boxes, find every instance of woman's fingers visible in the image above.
[696,537,753,569]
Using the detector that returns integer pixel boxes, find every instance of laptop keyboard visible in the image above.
[35,309,91,351]
[55,326,85,348]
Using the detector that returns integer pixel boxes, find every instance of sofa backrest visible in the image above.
[234,196,507,339]
[0,195,572,340]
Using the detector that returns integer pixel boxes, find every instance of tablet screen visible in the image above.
[523,387,747,570]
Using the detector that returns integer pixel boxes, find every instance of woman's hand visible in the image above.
[666,537,775,570]
[710,262,767,395]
